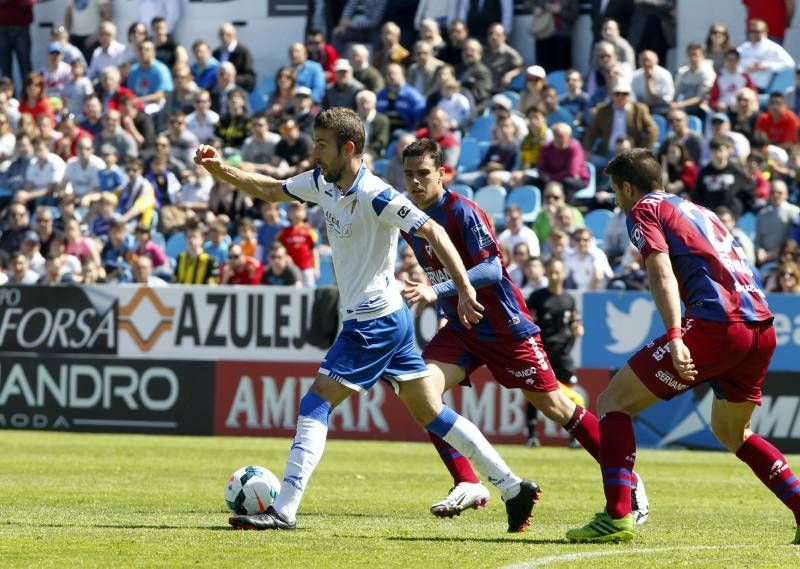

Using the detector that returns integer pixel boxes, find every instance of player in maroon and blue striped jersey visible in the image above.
[567,149,798,544]
[400,139,649,525]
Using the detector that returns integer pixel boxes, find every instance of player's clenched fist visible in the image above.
[194,144,222,172]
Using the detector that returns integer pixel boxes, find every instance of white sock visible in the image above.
[441,415,522,501]
[271,415,328,521]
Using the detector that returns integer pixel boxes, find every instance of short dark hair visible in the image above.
[769,91,785,101]
[402,138,443,169]
[724,48,740,59]
[151,16,166,28]
[686,42,704,54]
[313,107,365,154]
[605,149,663,194]
[709,135,732,150]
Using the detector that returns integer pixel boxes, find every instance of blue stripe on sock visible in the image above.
[425,406,459,438]
[601,468,632,477]
[298,391,331,426]
[778,482,800,502]
[603,478,633,488]
[773,475,798,495]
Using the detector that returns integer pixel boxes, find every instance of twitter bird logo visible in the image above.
[606,298,656,353]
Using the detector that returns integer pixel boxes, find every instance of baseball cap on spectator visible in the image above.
[23,230,40,244]
[612,80,632,94]
[333,59,352,72]
[711,112,730,123]
[295,86,312,97]
[490,94,512,111]
[48,42,63,54]
[526,65,546,80]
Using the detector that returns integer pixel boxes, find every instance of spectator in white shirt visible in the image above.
[673,42,716,120]
[185,89,219,143]
[62,138,106,206]
[498,204,541,257]
[19,138,66,207]
[564,226,612,291]
[41,43,72,100]
[737,18,795,91]
[88,21,127,80]
[631,49,674,116]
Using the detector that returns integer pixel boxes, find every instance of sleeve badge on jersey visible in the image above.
[397,206,410,218]
[630,223,646,251]
[471,223,493,248]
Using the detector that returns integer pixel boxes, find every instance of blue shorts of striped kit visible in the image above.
[319,306,428,392]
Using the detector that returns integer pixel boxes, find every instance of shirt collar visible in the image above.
[340,161,367,196]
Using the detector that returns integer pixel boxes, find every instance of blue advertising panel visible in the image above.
[581,292,800,372]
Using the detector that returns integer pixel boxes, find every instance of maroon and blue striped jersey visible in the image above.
[402,190,540,340]
[627,192,772,323]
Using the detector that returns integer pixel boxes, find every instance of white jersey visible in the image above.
[283,163,430,321]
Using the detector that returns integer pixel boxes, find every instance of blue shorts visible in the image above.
[319,306,428,392]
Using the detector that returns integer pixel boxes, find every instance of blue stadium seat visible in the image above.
[449,184,474,200]
[372,158,389,177]
[457,138,485,173]
[467,115,494,142]
[506,185,541,223]
[583,209,614,247]
[573,162,597,201]
[151,231,166,251]
[737,211,757,242]
[548,70,567,96]
[509,72,526,91]
[759,68,796,108]
[384,139,397,159]
[474,185,507,225]
[165,232,187,260]
[502,90,520,109]
[318,250,335,286]
[248,76,276,114]
[652,114,668,144]
[686,115,703,134]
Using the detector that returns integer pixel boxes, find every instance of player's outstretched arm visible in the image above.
[194,144,289,203]
[415,219,484,328]
[645,252,697,382]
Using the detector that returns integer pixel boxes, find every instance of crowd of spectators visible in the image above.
[0,0,798,297]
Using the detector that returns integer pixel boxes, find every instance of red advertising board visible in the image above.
[214,362,611,445]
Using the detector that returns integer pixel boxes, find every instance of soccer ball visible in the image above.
[224,465,281,515]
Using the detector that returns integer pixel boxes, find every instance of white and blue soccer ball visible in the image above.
[224,465,281,515]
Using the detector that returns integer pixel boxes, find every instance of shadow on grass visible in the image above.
[387,536,569,545]
[3,521,231,531]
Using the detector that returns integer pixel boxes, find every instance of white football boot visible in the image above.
[430,482,491,518]
[631,471,650,525]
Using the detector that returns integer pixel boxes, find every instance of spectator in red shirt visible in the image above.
[0,0,34,93]
[18,72,54,123]
[755,92,800,149]
[277,202,318,288]
[537,123,589,201]
[743,0,795,43]
[306,27,339,84]
[414,107,460,169]
[220,243,261,285]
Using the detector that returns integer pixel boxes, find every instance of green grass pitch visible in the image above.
[2,431,799,568]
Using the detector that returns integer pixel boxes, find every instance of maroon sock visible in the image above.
[599,411,636,519]
[428,430,480,485]
[736,434,800,524]
[565,406,639,486]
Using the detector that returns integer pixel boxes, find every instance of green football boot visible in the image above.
[566,511,634,543]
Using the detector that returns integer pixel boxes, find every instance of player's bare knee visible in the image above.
[710,417,749,452]
[529,390,574,425]
[397,381,442,426]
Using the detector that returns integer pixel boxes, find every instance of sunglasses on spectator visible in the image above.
[544,194,561,200]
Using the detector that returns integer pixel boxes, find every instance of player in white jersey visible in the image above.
[194,108,540,533]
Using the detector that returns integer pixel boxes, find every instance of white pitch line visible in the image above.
[502,544,771,569]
